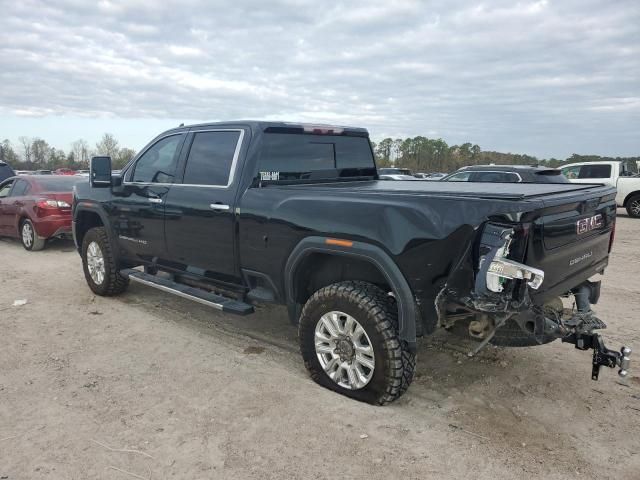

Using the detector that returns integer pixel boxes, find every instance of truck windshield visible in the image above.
[258,133,376,181]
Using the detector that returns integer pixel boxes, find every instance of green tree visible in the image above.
[95,133,120,159]
[114,147,136,169]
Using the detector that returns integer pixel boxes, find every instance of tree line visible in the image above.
[371,136,640,173]
[0,133,136,171]
[1,132,638,174]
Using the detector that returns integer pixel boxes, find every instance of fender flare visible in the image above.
[73,203,117,254]
[284,236,417,351]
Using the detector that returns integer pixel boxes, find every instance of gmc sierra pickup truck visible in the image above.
[73,121,631,404]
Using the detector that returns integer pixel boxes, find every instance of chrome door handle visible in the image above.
[209,203,230,211]
[148,198,163,204]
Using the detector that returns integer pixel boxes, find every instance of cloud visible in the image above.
[0,0,639,157]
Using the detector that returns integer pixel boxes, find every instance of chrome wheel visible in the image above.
[86,241,105,285]
[22,222,34,248]
[631,199,640,216]
[314,311,375,390]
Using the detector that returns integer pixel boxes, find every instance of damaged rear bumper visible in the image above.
[439,222,631,381]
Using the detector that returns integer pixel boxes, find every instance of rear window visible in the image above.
[258,133,375,181]
[33,177,80,192]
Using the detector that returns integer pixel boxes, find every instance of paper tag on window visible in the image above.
[260,171,280,181]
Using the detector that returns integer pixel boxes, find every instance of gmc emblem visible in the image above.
[577,214,603,235]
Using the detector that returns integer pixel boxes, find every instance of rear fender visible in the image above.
[285,236,417,351]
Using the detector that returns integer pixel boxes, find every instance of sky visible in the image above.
[0,0,639,159]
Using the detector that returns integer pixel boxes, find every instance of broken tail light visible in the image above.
[477,222,544,295]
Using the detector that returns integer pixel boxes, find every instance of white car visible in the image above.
[560,161,640,217]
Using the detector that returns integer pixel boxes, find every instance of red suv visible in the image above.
[0,175,80,250]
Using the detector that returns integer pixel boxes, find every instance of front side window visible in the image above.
[0,180,14,197]
[183,131,241,186]
[10,179,29,196]
[132,135,183,183]
[445,171,472,182]
[561,166,580,179]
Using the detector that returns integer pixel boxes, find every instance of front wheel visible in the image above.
[298,281,415,405]
[81,227,129,296]
[626,194,640,218]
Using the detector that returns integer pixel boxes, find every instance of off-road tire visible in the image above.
[20,218,46,251]
[81,227,129,296]
[626,193,640,218]
[299,281,416,405]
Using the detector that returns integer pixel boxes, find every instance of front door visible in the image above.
[111,133,186,263]
[164,128,244,283]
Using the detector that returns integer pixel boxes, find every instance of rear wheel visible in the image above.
[626,194,640,218]
[299,281,415,405]
[81,227,129,296]
[20,219,45,251]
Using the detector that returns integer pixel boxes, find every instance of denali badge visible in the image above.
[569,251,593,266]
[576,214,603,235]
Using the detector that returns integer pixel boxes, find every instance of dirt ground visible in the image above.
[1,211,639,480]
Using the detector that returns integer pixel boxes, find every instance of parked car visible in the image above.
[33,170,52,175]
[54,168,76,175]
[378,167,413,176]
[413,172,446,180]
[442,165,568,183]
[75,169,90,177]
[73,121,629,404]
[0,175,79,250]
[560,160,640,218]
[424,172,447,180]
[379,174,417,181]
[0,161,15,182]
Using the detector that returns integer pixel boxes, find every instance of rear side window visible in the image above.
[258,133,375,180]
[578,164,611,179]
[470,171,520,183]
[183,131,241,186]
[132,135,183,183]
[10,179,30,196]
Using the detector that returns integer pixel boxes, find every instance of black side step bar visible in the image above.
[121,269,254,316]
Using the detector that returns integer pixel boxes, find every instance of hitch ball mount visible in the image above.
[563,332,632,380]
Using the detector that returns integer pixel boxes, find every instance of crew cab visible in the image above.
[72,121,631,404]
[560,160,640,218]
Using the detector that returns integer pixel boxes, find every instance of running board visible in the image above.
[122,269,254,315]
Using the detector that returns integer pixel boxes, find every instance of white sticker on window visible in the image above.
[260,171,280,181]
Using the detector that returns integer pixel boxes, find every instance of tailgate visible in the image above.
[525,186,616,299]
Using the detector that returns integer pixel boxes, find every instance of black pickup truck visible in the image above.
[73,121,631,404]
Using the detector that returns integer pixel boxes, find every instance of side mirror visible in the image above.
[90,156,112,187]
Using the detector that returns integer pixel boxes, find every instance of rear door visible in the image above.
[112,133,186,263]
[163,128,245,283]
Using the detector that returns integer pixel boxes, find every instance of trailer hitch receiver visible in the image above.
[562,332,632,380]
